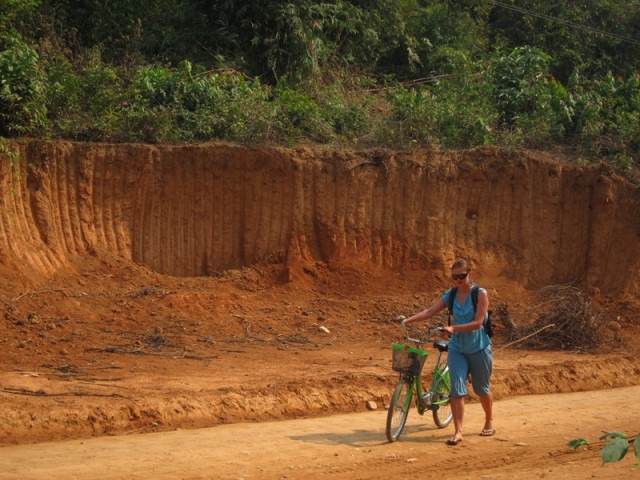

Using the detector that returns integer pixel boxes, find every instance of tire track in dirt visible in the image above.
[0,347,637,446]
[1,386,637,480]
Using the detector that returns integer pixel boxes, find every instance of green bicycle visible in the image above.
[386,326,452,442]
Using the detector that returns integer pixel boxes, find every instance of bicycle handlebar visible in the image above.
[401,325,445,345]
[395,315,446,344]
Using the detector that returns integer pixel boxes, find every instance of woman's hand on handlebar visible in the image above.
[428,326,447,336]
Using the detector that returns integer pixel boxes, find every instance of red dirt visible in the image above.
[0,141,639,477]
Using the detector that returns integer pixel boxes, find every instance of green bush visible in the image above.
[428,72,497,148]
[126,62,276,143]
[492,46,553,128]
[176,67,272,142]
[0,32,47,135]
[271,84,333,144]
[0,16,637,166]
[312,82,372,145]
[383,67,496,149]
[384,86,437,147]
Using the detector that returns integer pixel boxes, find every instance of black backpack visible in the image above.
[446,285,494,338]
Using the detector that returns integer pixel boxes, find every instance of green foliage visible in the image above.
[570,431,638,466]
[0,32,47,135]
[430,75,496,148]
[385,86,437,147]
[384,58,496,149]
[210,0,384,81]
[381,0,489,77]
[54,59,123,140]
[566,438,589,450]
[487,0,640,82]
[600,435,629,465]
[545,72,596,138]
[0,136,19,167]
[124,64,275,143]
[491,46,552,126]
[271,84,332,143]
[317,86,372,145]
[0,0,41,38]
[0,0,640,166]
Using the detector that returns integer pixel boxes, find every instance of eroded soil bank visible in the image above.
[0,141,639,446]
[3,142,640,290]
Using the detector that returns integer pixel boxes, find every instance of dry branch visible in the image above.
[11,289,62,301]
[504,285,603,350]
[1,387,127,398]
[84,346,216,360]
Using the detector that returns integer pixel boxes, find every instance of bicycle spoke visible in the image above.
[386,378,412,442]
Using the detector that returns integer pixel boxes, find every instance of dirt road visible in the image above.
[1,386,637,480]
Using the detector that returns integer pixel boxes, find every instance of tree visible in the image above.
[487,0,640,81]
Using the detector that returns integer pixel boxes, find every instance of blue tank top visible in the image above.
[443,288,491,354]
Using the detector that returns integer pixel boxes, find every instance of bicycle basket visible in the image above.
[391,344,428,376]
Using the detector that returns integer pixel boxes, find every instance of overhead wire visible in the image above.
[366,1,640,91]
[490,0,640,47]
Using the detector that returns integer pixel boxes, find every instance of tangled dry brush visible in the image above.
[500,285,604,350]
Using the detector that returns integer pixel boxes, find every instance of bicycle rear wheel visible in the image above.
[432,367,452,428]
[386,378,413,442]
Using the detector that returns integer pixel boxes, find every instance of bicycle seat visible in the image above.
[433,340,449,352]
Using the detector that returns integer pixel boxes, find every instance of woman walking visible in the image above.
[402,258,494,445]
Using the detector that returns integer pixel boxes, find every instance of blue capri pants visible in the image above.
[448,345,493,397]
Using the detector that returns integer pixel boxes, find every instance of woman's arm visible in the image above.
[402,297,447,325]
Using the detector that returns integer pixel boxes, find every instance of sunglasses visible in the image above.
[451,273,469,280]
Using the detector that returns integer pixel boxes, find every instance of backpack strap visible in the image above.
[449,286,479,312]
[446,287,457,326]
[447,287,458,314]
[470,285,479,310]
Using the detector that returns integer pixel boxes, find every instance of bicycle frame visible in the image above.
[418,347,450,411]
[399,342,449,414]
[386,327,452,442]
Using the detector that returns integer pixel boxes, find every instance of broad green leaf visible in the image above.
[567,438,589,450]
[634,435,640,459]
[600,438,629,464]
[599,432,628,441]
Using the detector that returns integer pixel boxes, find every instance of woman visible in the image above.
[402,258,494,446]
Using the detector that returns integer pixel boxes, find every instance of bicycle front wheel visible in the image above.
[432,367,452,428]
[386,378,413,442]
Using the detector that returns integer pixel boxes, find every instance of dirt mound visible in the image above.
[1,141,639,446]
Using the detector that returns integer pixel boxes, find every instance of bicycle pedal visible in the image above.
[420,392,432,408]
